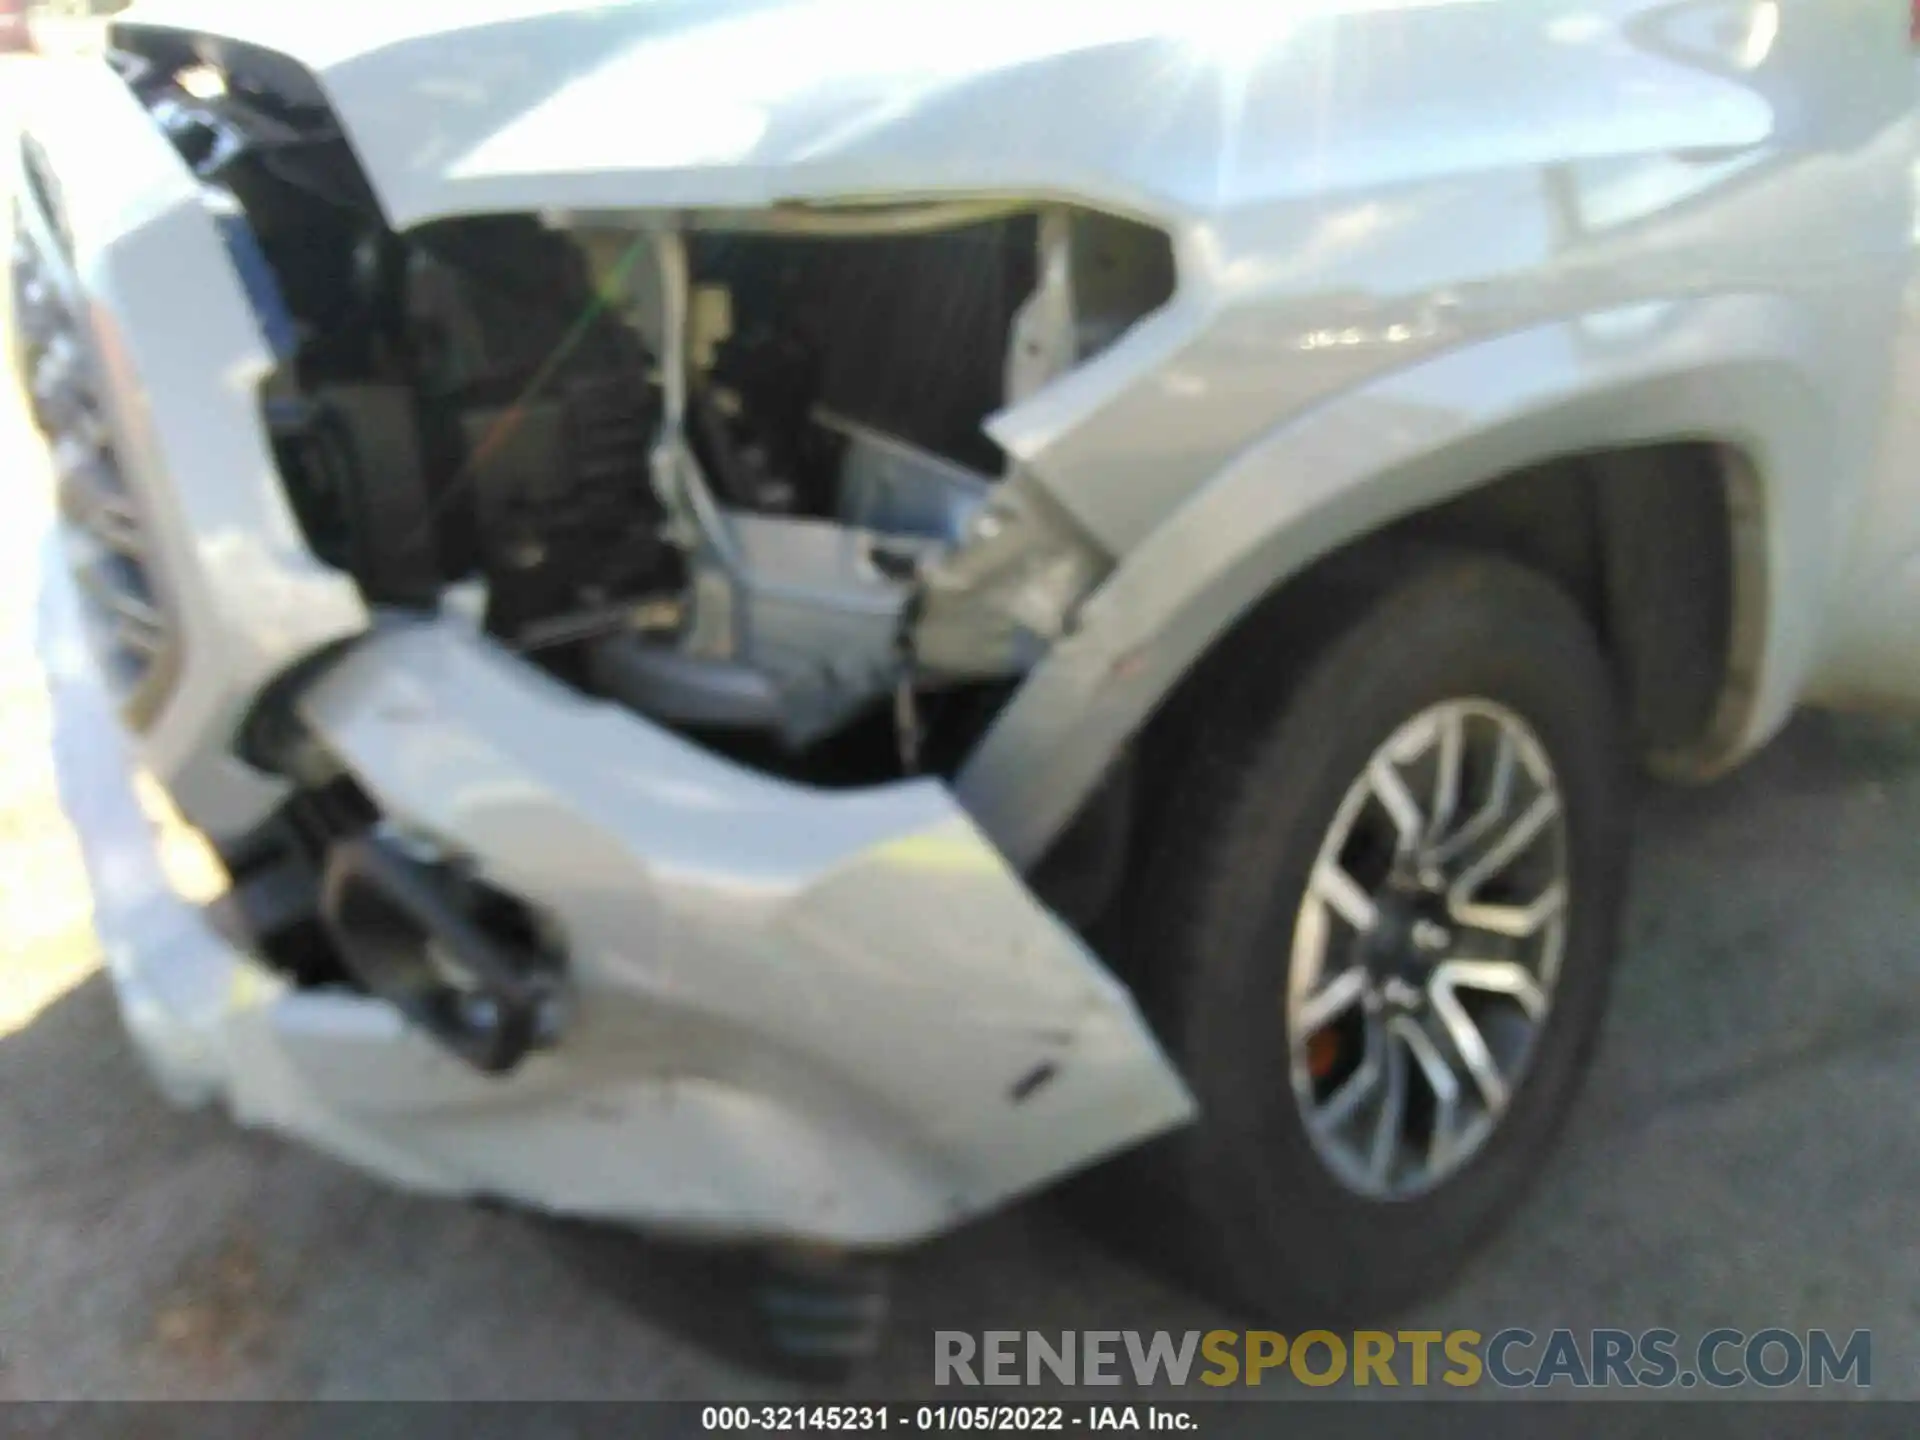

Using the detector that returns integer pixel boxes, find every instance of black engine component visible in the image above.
[110,35,679,637]
[699,326,838,515]
[206,776,380,990]
[267,384,440,606]
[121,39,392,379]
[456,374,675,641]
[320,833,567,1076]
[404,217,678,642]
[246,212,678,636]
[696,220,1036,480]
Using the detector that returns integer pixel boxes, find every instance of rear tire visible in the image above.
[1121,551,1631,1320]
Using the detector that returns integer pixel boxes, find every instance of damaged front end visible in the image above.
[102,29,1181,776]
[16,32,1193,1244]
[245,195,1169,776]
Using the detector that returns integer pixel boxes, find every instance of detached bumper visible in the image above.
[55,615,1192,1244]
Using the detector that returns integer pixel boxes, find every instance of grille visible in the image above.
[13,200,180,727]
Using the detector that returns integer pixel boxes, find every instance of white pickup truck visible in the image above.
[11,0,1917,1345]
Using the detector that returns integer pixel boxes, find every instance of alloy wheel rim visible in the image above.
[1285,699,1570,1200]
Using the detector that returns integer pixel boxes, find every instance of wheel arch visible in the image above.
[959,304,1815,871]
[1368,441,1770,784]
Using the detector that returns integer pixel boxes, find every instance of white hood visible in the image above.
[115,0,1776,232]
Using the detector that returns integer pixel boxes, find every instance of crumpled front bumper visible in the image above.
[17,57,1194,1247]
[51,610,1195,1246]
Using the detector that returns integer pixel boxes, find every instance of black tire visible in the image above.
[1118,550,1632,1321]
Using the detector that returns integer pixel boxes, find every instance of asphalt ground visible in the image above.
[0,51,1915,1404]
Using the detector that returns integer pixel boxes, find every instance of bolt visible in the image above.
[460,995,501,1034]
[1411,919,1453,954]
[1382,977,1424,1012]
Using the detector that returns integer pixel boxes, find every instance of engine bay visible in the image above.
[107,34,1175,791]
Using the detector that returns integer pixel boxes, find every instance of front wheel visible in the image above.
[1124,552,1632,1320]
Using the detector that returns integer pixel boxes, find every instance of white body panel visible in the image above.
[18,62,366,840]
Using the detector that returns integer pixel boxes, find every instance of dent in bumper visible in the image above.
[67,613,1194,1246]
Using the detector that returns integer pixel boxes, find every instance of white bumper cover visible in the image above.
[62,615,1193,1245]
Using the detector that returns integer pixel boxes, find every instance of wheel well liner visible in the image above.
[1369,442,1745,766]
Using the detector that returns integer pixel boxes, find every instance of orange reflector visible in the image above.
[1307,1028,1342,1081]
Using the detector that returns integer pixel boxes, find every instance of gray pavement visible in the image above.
[0,52,1916,1403]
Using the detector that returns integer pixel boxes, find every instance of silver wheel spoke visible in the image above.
[1451,879,1567,940]
[1394,1016,1461,1173]
[1313,861,1378,933]
[1366,1025,1409,1187]
[1447,791,1559,913]
[1295,966,1370,1037]
[1436,958,1549,1022]
[1429,983,1508,1112]
[1427,708,1465,845]
[1314,1021,1386,1132]
[1369,757,1426,855]
[1428,727,1516,867]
